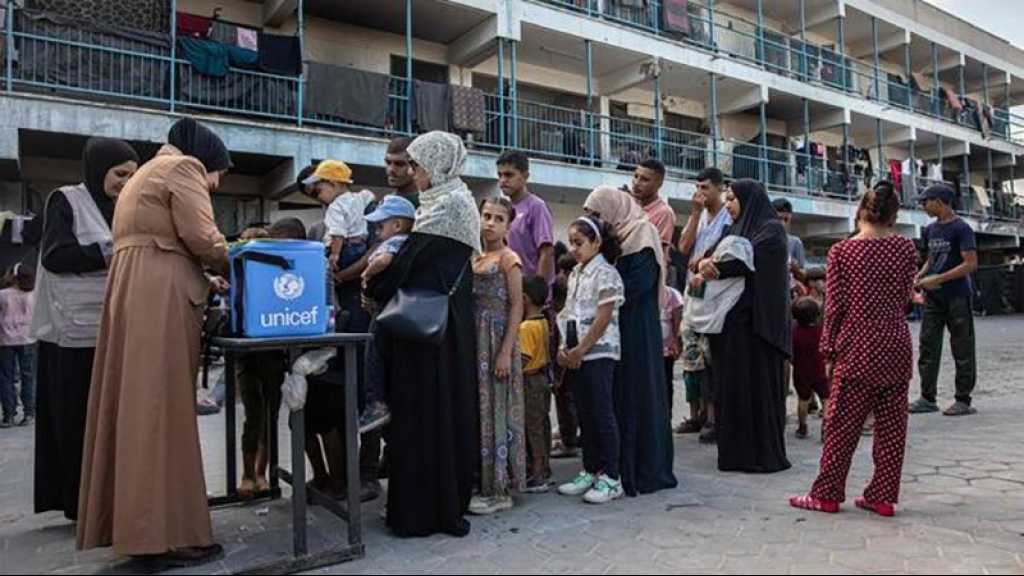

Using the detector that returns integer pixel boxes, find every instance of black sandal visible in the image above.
[151,543,224,569]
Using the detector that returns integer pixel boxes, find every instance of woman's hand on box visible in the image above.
[209,275,230,294]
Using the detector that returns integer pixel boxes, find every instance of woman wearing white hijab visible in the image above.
[365,131,480,538]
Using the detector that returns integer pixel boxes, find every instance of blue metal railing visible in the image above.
[535,0,1024,145]
[2,4,1020,222]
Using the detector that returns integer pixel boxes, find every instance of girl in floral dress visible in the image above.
[470,196,527,515]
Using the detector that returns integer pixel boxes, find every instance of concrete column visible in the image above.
[600,96,612,164]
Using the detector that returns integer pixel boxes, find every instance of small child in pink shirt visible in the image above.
[0,264,37,427]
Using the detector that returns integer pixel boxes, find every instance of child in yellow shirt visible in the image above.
[520,275,553,493]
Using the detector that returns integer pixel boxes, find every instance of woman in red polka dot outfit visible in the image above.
[790,181,919,517]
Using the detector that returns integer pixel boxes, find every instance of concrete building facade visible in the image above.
[2,0,1023,267]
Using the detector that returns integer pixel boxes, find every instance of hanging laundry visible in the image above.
[177,37,230,77]
[258,33,301,76]
[237,28,259,51]
[888,159,903,193]
[304,62,389,127]
[176,12,211,39]
[413,80,450,132]
[209,20,237,45]
[662,0,690,35]
[942,87,962,111]
[227,45,259,70]
[910,72,931,93]
[449,85,487,134]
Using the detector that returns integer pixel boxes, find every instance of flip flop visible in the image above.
[789,494,839,514]
[238,478,257,501]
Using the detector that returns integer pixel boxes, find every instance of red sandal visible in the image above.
[789,494,840,514]
[855,497,895,517]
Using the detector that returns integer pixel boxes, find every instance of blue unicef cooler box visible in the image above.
[228,240,329,338]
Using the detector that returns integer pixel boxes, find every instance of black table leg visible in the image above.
[225,351,238,499]
[343,344,362,546]
[268,380,280,492]
[290,409,308,557]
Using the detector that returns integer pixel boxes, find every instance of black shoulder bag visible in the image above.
[376,259,470,346]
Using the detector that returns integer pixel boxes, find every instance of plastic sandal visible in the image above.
[855,497,895,517]
[789,494,840,514]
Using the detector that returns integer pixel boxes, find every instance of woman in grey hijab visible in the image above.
[365,131,480,538]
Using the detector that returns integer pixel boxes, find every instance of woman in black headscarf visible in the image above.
[78,118,231,565]
[31,137,139,521]
[691,179,792,473]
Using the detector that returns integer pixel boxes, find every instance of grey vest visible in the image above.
[31,184,112,348]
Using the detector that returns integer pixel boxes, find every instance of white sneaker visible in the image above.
[469,495,490,513]
[583,474,624,504]
[558,471,595,497]
[468,495,513,515]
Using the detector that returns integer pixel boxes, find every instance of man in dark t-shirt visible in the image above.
[910,184,979,417]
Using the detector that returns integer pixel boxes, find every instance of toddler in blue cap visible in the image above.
[359,194,417,433]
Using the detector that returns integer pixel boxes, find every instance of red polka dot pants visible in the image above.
[810,378,910,504]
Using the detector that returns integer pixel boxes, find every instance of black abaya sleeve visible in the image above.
[41,191,108,275]
[715,259,754,279]
[619,248,659,302]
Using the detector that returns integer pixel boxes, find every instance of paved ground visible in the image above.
[1,317,1023,574]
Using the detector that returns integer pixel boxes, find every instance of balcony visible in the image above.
[532,0,1024,145]
[1,4,1019,224]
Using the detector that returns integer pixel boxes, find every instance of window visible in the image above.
[389,56,449,84]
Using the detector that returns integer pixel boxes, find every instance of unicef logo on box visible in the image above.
[273,273,305,301]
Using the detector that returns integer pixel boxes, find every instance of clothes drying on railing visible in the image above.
[888,159,903,193]
[305,62,389,128]
[28,0,169,34]
[413,80,451,132]
[16,9,171,101]
[661,0,690,36]
[177,61,296,116]
[449,85,487,134]
[258,33,301,76]
[176,12,211,39]
[942,87,962,111]
[210,20,259,52]
[177,37,257,77]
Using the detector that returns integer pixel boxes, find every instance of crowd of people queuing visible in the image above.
[0,118,984,566]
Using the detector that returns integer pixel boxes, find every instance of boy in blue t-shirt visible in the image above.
[909,184,978,417]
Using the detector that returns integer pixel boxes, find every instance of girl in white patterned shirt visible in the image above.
[556,216,626,505]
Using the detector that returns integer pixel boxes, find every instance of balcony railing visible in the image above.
[2,4,1020,223]
[533,0,1024,145]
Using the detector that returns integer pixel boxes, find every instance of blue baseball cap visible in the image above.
[917,183,955,205]
[366,195,416,223]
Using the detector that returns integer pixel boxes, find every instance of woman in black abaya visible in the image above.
[692,179,792,474]
[365,131,481,537]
